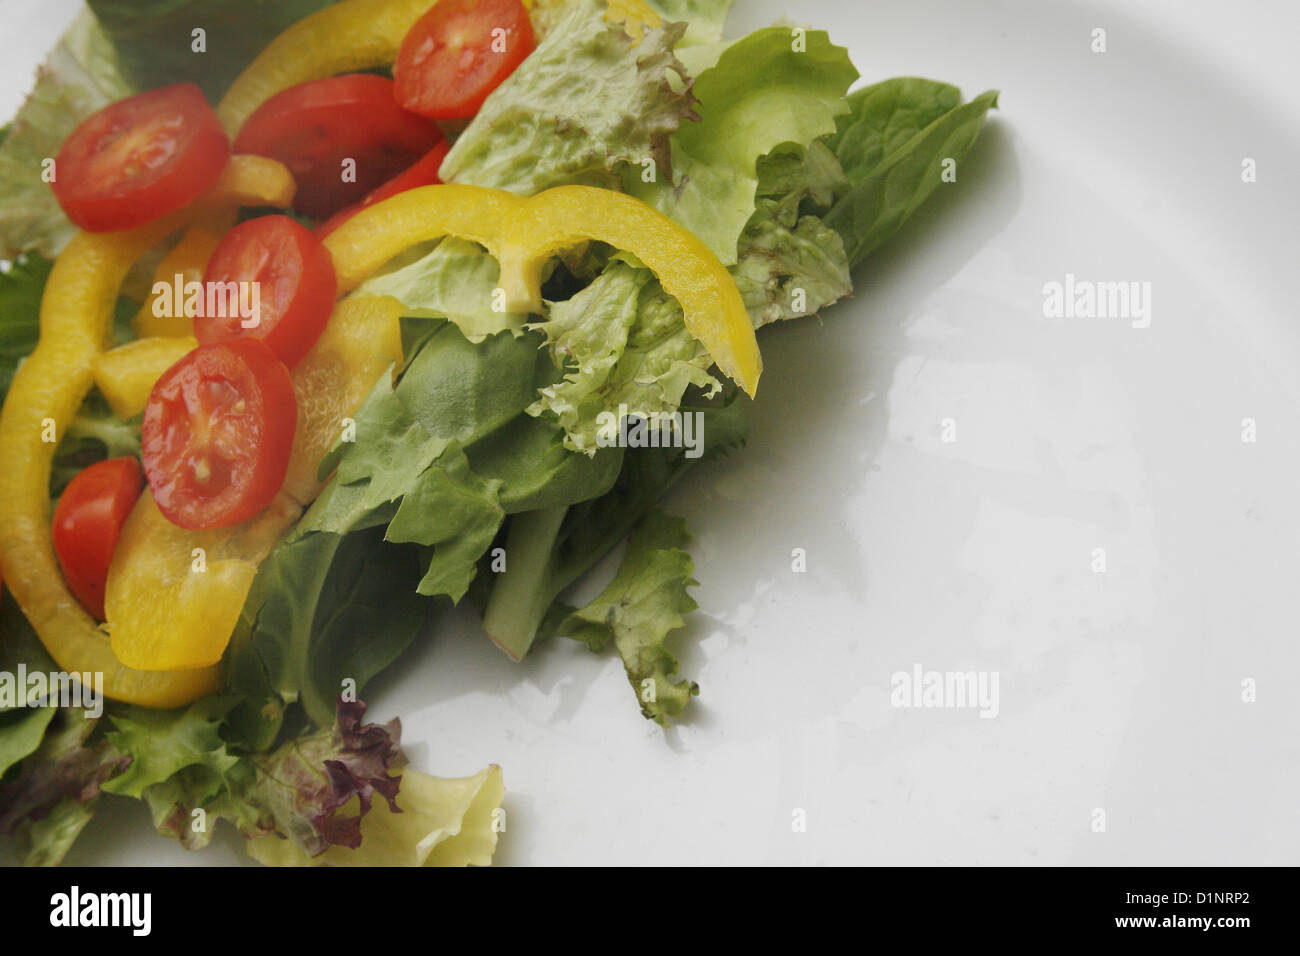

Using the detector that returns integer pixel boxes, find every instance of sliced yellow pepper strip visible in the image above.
[92,336,198,420]
[104,297,404,671]
[323,184,523,293]
[284,295,405,504]
[216,0,442,136]
[107,491,300,671]
[134,229,222,339]
[500,186,761,396]
[0,158,297,708]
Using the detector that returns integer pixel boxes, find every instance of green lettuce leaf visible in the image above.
[86,0,339,102]
[441,0,697,195]
[825,87,999,267]
[558,510,700,724]
[99,698,241,799]
[0,709,128,866]
[246,763,505,867]
[732,204,851,328]
[728,139,851,327]
[480,387,746,660]
[626,26,857,264]
[386,442,505,600]
[0,592,59,714]
[295,321,621,616]
[528,254,719,454]
[0,253,50,401]
[351,238,528,343]
[226,525,427,736]
[0,709,57,778]
[50,390,142,498]
[826,77,965,182]
[123,699,413,859]
[466,413,622,513]
[0,11,133,259]
[94,697,264,851]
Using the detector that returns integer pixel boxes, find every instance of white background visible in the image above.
[2,0,1299,865]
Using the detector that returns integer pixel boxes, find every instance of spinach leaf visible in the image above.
[825,88,999,267]
[225,525,427,740]
[87,0,340,102]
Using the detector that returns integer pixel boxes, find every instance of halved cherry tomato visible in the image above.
[197,215,337,367]
[316,140,450,238]
[52,83,230,233]
[233,74,443,219]
[141,340,297,531]
[395,0,535,120]
[51,457,145,621]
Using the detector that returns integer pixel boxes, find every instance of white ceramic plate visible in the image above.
[4,0,1299,866]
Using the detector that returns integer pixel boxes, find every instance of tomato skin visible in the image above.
[198,215,337,367]
[53,83,229,233]
[142,340,297,531]
[316,140,450,237]
[233,74,443,219]
[52,457,145,620]
[394,0,535,120]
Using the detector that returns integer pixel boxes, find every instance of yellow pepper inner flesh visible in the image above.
[284,295,405,504]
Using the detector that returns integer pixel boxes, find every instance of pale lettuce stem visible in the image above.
[481,504,569,661]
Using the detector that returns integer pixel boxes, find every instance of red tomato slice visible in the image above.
[197,215,337,367]
[233,74,443,219]
[316,140,450,237]
[395,0,535,120]
[52,457,145,620]
[52,83,229,233]
[142,340,297,531]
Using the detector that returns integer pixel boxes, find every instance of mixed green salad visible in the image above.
[0,0,997,865]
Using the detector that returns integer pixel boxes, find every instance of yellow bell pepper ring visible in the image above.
[325,184,763,398]
[323,184,523,292]
[498,185,762,397]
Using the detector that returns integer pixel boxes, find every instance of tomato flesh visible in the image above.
[233,74,443,219]
[52,457,145,620]
[395,0,535,120]
[53,83,229,232]
[198,215,337,367]
[316,140,450,237]
[142,340,297,531]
